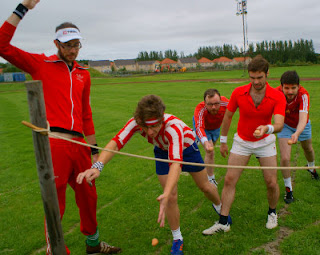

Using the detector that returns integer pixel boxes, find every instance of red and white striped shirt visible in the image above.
[112,114,195,161]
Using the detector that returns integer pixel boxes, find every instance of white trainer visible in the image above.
[266,213,278,229]
[209,178,218,187]
[202,222,230,235]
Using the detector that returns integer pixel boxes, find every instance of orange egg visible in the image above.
[254,130,260,136]
[152,238,159,246]
[287,139,293,145]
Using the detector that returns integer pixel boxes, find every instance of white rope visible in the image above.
[23,121,320,170]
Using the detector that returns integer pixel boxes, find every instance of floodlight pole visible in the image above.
[241,4,246,74]
[25,80,67,255]
[236,0,248,75]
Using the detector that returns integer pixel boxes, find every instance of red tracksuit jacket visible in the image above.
[0,21,95,136]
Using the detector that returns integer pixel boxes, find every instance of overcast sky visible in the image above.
[1,0,319,63]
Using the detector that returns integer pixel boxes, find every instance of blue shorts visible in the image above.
[154,142,205,175]
[192,116,220,142]
[277,121,312,141]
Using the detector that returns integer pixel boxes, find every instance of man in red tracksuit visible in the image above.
[0,1,121,254]
[193,89,229,185]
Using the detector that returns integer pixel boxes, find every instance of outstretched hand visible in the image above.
[22,0,40,10]
[204,141,214,153]
[220,143,228,158]
[157,194,168,227]
[76,168,100,185]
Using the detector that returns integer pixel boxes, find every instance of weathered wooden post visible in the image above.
[25,80,67,255]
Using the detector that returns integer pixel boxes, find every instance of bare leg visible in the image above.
[300,139,315,162]
[259,156,279,209]
[278,138,292,179]
[220,153,250,216]
[189,169,220,205]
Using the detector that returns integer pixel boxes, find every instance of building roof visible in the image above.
[233,57,252,62]
[137,60,160,65]
[88,60,111,67]
[160,58,177,64]
[212,57,233,63]
[179,57,198,64]
[114,59,136,66]
[198,57,212,63]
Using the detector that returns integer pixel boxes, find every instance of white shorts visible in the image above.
[230,133,277,158]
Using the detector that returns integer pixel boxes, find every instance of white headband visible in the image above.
[55,28,82,43]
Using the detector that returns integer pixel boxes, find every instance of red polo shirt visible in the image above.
[228,83,286,141]
[275,85,310,128]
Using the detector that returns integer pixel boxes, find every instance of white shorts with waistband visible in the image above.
[230,133,277,158]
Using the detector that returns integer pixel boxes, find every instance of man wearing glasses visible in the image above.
[0,1,121,254]
[193,89,229,186]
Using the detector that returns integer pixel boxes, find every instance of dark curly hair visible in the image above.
[134,95,166,127]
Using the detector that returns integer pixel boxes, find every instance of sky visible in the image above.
[1,0,320,63]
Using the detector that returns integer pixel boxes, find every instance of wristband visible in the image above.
[91,161,104,172]
[13,3,28,19]
[91,144,99,155]
[266,124,274,134]
[220,136,227,143]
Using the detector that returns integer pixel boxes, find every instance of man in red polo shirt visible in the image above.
[193,89,229,185]
[276,71,318,204]
[202,55,286,235]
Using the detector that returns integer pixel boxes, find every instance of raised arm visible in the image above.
[7,0,40,27]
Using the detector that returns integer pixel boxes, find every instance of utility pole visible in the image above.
[236,0,248,75]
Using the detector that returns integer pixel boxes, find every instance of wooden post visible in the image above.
[25,81,67,255]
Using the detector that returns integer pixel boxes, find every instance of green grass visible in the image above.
[0,66,320,254]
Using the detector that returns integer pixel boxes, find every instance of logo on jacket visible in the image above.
[76,74,84,83]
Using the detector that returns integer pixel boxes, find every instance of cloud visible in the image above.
[1,0,319,63]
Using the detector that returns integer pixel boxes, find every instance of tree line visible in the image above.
[137,39,319,64]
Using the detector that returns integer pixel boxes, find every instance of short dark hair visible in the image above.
[134,95,166,127]
[280,70,300,85]
[203,89,221,101]
[248,55,269,74]
[55,22,79,32]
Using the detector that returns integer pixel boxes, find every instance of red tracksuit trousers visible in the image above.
[45,137,98,254]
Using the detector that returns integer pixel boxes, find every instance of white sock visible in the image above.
[172,227,183,241]
[308,161,315,172]
[208,174,215,180]
[283,177,292,191]
[213,203,222,214]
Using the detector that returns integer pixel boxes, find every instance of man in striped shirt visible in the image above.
[193,89,229,185]
[276,71,319,204]
[77,95,230,255]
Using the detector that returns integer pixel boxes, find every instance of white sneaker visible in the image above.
[209,178,218,187]
[202,222,230,235]
[266,213,278,229]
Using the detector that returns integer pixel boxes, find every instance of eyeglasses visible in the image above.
[57,40,82,50]
[205,102,221,107]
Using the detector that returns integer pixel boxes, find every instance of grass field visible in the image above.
[0,66,320,255]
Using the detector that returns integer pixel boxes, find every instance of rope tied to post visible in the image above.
[22,120,50,135]
[21,120,320,170]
